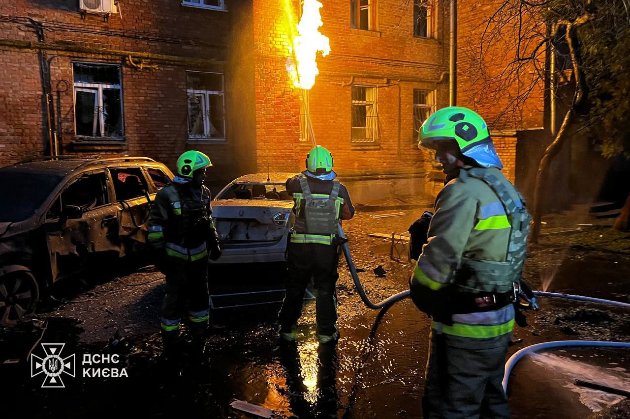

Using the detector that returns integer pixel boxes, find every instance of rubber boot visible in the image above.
[187,322,208,366]
[160,329,182,375]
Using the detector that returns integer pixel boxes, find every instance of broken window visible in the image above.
[110,168,149,201]
[61,173,108,211]
[181,0,225,10]
[413,89,435,140]
[187,71,225,140]
[351,86,379,144]
[351,0,376,31]
[146,168,171,190]
[414,0,434,38]
[73,63,123,139]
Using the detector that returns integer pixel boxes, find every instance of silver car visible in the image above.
[210,173,297,264]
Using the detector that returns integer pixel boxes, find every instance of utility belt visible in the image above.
[451,286,517,314]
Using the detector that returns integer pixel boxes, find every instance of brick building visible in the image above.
[1,0,548,202]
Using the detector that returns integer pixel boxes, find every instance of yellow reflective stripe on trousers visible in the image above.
[432,319,515,338]
[413,264,446,291]
[474,215,511,230]
[290,233,334,245]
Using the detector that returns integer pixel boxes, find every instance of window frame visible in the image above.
[413,0,435,39]
[351,85,379,144]
[181,0,226,12]
[186,71,226,142]
[351,0,376,31]
[73,63,124,140]
[413,89,436,140]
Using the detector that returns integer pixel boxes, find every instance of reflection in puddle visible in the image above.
[530,352,630,412]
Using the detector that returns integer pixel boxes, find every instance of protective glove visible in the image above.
[409,278,453,326]
[208,229,222,261]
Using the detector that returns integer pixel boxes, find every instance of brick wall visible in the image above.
[253,0,450,180]
[0,0,242,188]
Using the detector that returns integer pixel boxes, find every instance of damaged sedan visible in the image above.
[0,157,173,326]
[211,173,297,264]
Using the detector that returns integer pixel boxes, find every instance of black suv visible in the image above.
[0,157,173,326]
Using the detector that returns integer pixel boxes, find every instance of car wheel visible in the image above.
[0,271,40,327]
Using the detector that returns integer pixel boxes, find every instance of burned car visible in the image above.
[211,173,297,264]
[0,157,173,326]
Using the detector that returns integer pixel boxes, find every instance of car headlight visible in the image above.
[272,212,290,226]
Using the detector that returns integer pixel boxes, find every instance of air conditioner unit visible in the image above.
[80,0,117,14]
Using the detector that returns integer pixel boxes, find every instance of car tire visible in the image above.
[0,271,40,327]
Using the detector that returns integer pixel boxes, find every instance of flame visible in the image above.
[291,0,330,90]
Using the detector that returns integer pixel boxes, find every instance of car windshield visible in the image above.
[0,171,63,222]
[215,182,293,201]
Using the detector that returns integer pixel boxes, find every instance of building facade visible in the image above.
[1,1,543,200]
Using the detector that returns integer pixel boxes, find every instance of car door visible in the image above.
[108,167,151,252]
[45,170,121,282]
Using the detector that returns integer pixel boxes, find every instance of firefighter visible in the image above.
[278,145,355,344]
[410,107,530,418]
[147,150,222,363]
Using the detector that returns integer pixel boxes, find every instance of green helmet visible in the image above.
[418,106,503,169]
[305,145,335,180]
[176,150,212,178]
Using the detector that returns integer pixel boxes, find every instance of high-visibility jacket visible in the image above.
[287,173,354,245]
[412,167,530,339]
[147,181,215,261]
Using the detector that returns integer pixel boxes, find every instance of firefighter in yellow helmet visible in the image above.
[278,145,355,344]
[411,107,531,418]
[147,150,222,365]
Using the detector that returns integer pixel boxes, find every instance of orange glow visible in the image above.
[290,0,330,90]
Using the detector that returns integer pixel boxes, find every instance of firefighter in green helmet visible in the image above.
[147,150,222,365]
[410,107,531,418]
[278,145,355,345]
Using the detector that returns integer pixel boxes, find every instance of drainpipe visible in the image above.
[449,0,457,106]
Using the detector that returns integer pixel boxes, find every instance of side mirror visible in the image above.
[62,204,84,219]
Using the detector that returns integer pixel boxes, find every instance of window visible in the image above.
[413,89,435,140]
[351,0,376,31]
[74,63,123,139]
[61,173,109,211]
[110,168,149,201]
[181,0,225,11]
[351,86,379,143]
[187,71,225,140]
[414,0,434,38]
[146,168,171,190]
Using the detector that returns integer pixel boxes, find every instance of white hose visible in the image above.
[503,340,630,392]
[533,291,630,309]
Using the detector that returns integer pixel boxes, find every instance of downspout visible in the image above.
[449,0,457,106]
[29,19,56,158]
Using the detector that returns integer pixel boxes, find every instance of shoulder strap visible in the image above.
[330,181,340,200]
[298,174,312,199]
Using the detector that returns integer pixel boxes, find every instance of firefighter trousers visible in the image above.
[278,242,340,337]
[422,330,511,419]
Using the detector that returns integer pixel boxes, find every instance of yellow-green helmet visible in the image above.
[305,145,336,180]
[418,106,503,169]
[176,150,212,178]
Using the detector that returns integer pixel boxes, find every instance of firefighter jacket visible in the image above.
[286,173,355,245]
[147,181,217,262]
[411,167,530,340]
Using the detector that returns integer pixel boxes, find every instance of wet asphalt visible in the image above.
[1,206,629,418]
